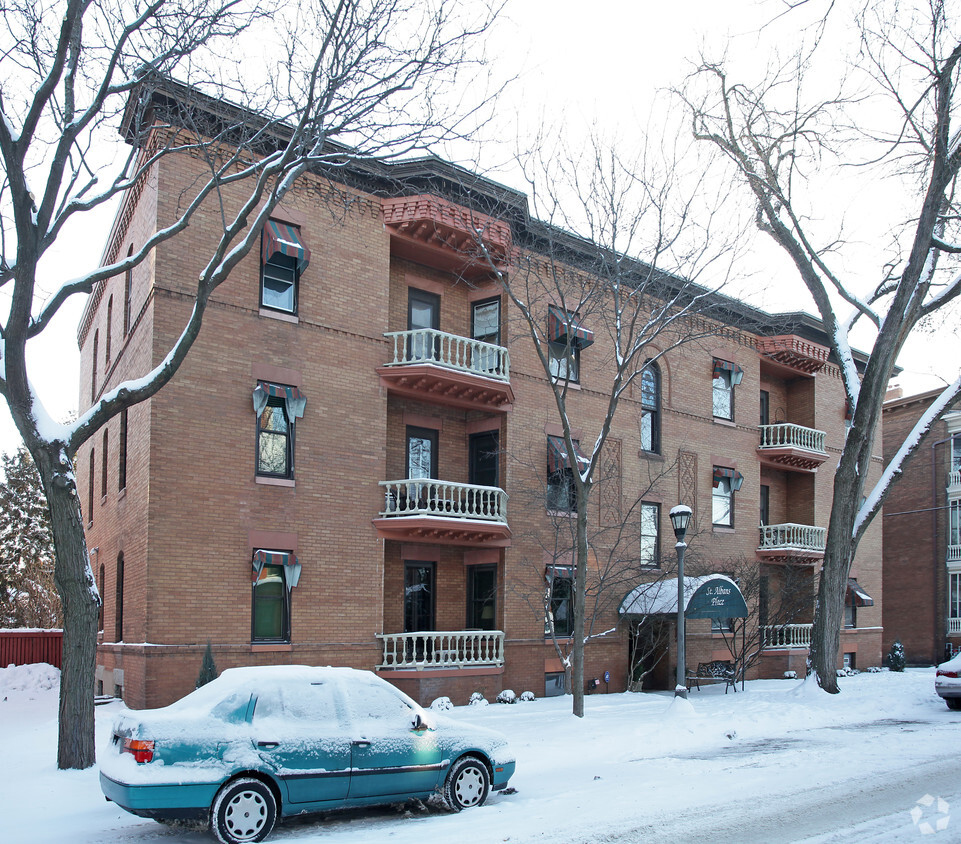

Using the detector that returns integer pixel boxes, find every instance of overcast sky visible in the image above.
[3,0,956,457]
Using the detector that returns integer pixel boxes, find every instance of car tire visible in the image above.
[947,697,961,711]
[211,777,277,844]
[443,756,490,811]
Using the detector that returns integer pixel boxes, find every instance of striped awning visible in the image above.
[548,306,594,349]
[252,381,307,420]
[712,358,744,381]
[546,565,575,580]
[262,220,310,272]
[548,435,590,474]
[712,466,744,489]
[252,550,302,589]
[847,578,874,607]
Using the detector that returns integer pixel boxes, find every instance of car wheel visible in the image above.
[211,777,277,844]
[947,697,961,711]
[444,756,490,811]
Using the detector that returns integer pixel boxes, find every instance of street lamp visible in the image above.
[670,505,693,699]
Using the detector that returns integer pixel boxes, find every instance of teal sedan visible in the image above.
[99,666,515,843]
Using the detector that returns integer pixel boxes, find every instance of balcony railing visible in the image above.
[948,470,961,493]
[949,618,961,635]
[949,545,961,563]
[758,523,827,557]
[380,479,508,522]
[383,329,510,382]
[759,423,827,454]
[761,623,813,649]
[376,630,505,669]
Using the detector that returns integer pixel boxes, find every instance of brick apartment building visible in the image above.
[79,80,884,708]
[882,388,961,664]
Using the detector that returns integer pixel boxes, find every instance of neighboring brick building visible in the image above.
[79,81,884,708]
[882,388,961,664]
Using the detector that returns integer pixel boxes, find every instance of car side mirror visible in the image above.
[412,713,427,731]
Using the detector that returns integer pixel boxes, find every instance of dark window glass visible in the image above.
[469,431,499,488]
[546,575,574,638]
[549,342,579,382]
[404,562,435,632]
[467,565,497,630]
[408,288,440,361]
[105,296,113,366]
[257,398,293,478]
[640,502,660,567]
[252,562,289,642]
[547,467,577,512]
[640,365,660,453]
[760,484,770,526]
[118,410,128,491]
[88,448,95,525]
[261,252,298,314]
[101,429,109,499]
[760,390,770,426]
[115,553,124,643]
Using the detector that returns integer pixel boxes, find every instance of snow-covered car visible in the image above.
[935,652,961,710]
[99,666,515,843]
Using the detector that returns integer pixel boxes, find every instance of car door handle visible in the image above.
[257,741,279,749]
[351,740,371,748]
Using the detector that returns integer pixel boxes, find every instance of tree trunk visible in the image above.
[571,494,589,717]
[33,445,99,769]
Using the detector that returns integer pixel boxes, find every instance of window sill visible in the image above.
[259,307,299,324]
[712,525,735,534]
[551,379,582,390]
[118,487,126,502]
[713,417,737,427]
[639,450,663,462]
[100,495,107,506]
[547,509,577,519]
[251,643,292,652]
[255,476,296,488]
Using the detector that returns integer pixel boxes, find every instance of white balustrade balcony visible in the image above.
[378,329,513,412]
[761,623,813,649]
[949,545,961,564]
[757,523,827,561]
[948,470,961,494]
[949,618,961,635]
[757,423,828,472]
[376,630,505,670]
[373,479,511,548]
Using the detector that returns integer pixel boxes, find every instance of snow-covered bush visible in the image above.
[496,689,517,704]
[867,666,883,673]
[429,696,453,711]
[468,692,488,706]
[783,671,797,680]
[520,690,535,702]
[888,640,906,672]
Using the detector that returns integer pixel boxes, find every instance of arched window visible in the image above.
[98,564,105,632]
[101,429,109,499]
[124,245,133,335]
[640,363,660,454]
[105,296,113,366]
[115,553,124,643]
[91,330,99,402]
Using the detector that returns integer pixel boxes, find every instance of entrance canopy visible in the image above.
[619,575,748,620]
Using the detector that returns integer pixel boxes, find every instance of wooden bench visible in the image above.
[686,660,737,693]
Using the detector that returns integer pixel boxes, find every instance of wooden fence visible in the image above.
[0,630,63,668]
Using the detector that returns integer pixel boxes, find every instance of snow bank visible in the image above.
[0,661,59,693]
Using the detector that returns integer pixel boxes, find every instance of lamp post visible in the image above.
[670,505,692,699]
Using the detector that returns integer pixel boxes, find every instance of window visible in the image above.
[261,221,309,315]
[549,342,580,382]
[547,305,593,383]
[713,476,734,526]
[712,616,735,633]
[951,500,961,548]
[467,565,497,630]
[640,502,660,568]
[471,297,502,374]
[953,434,961,473]
[118,409,128,492]
[844,601,857,628]
[469,431,499,488]
[98,564,105,632]
[760,390,770,426]
[91,330,99,402]
[712,359,742,420]
[257,397,293,478]
[115,553,124,643]
[760,484,770,526]
[87,448,95,525]
[123,246,133,336]
[408,287,440,361]
[101,429,109,499]
[253,382,306,480]
[640,364,660,453]
[252,560,290,643]
[950,573,961,621]
[404,562,435,633]
[545,568,574,638]
[105,296,113,366]
[547,436,587,513]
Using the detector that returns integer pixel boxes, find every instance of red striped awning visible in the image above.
[262,220,310,272]
[546,565,575,580]
[548,306,594,349]
[252,550,302,589]
[548,436,590,474]
[712,466,744,489]
[712,358,744,380]
[847,578,874,607]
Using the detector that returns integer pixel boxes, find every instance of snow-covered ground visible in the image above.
[3,663,960,843]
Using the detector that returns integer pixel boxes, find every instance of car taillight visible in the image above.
[937,670,959,678]
[121,738,155,763]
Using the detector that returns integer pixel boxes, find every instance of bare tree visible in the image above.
[0,0,500,768]
[682,0,961,691]
[475,133,738,716]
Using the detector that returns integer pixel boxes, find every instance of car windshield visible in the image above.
[160,681,253,723]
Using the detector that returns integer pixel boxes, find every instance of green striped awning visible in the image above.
[548,306,594,349]
[548,435,590,474]
[262,220,310,272]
